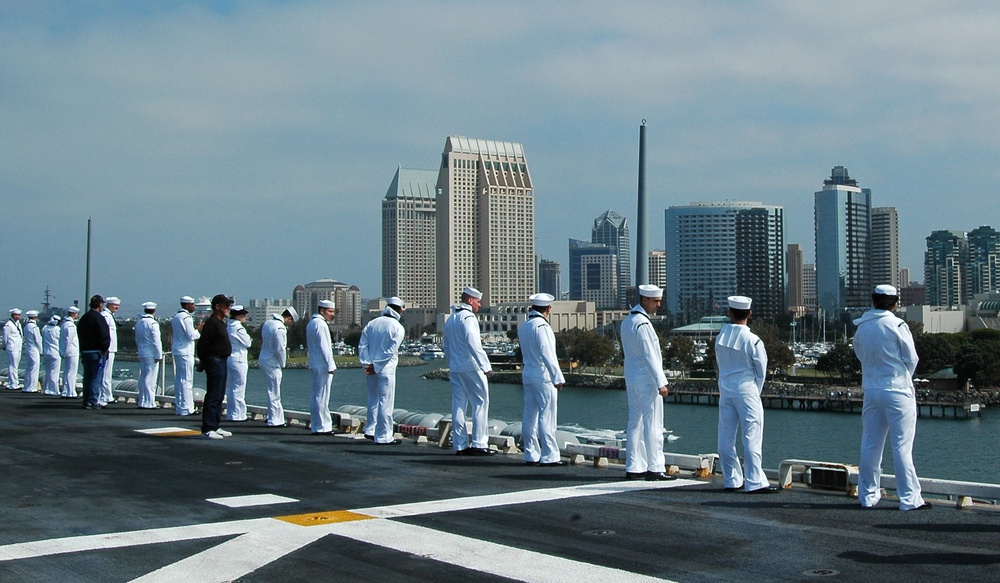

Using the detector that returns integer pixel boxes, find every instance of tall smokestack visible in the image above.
[635,121,647,287]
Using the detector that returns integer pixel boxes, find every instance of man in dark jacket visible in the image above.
[77,295,111,410]
[198,294,233,439]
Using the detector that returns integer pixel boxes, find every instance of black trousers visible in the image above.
[200,355,228,433]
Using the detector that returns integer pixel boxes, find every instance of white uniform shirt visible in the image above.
[59,319,79,357]
[443,304,491,374]
[621,305,668,389]
[258,314,288,369]
[3,319,22,353]
[852,309,918,394]
[518,310,565,386]
[715,323,767,393]
[358,308,405,375]
[101,309,118,353]
[227,319,252,363]
[171,310,200,356]
[42,323,61,358]
[307,314,336,372]
[23,320,42,355]
[135,314,163,359]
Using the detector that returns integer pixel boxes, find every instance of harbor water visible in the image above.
[9,353,1000,484]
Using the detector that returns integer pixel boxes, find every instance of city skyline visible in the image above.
[4,3,1000,312]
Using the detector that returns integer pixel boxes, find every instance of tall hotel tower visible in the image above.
[591,210,632,308]
[435,137,535,311]
[665,201,785,320]
[871,207,900,288]
[924,230,968,307]
[382,166,438,308]
[814,166,872,316]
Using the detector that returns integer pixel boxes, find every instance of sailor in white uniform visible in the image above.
[359,297,406,445]
[518,293,566,466]
[4,308,23,390]
[98,297,120,406]
[135,302,163,409]
[307,300,337,434]
[42,316,62,395]
[21,310,42,392]
[853,284,930,511]
[171,296,201,416]
[259,307,297,427]
[225,305,252,421]
[443,286,493,455]
[621,284,674,481]
[59,307,80,398]
[715,295,776,494]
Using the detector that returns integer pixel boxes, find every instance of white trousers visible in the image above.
[859,389,926,510]
[137,356,159,408]
[226,359,248,421]
[6,348,20,389]
[99,352,116,404]
[309,368,333,433]
[23,349,40,392]
[718,388,768,490]
[450,370,490,450]
[261,365,285,426]
[365,372,396,443]
[61,355,79,397]
[522,381,560,463]
[43,355,61,395]
[173,354,196,415]
[625,382,665,473]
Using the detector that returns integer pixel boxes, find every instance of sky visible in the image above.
[3,1,1000,317]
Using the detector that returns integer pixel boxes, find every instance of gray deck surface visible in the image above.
[1,390,999,582]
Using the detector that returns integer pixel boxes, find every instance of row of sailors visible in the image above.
[1,299,268,424]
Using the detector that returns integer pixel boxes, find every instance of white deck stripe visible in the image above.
[134,427,193,435]
[329,519,678,583]
[206,494,299,508]
[356,478,701,519]
[128,520,326,583]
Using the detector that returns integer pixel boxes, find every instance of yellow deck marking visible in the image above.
[275,510,374,526]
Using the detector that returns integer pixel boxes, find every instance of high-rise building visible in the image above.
[591,210,631,308]
[968,226,1000,296]
[803,263,817,314]
[786,243,805,315]
[382,166,438,308]
[871,207,899,288]
[246,298,294,326]
[924,230,968,308]
[568,239,619,309]
[537,259,561,298]
[899,267,912,286]
[648,250,667,289]
[293,279,362,330]
[665,201,785,321]
[814,166,872,316]
[435,136,535,311]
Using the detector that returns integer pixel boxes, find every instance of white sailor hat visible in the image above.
[49,315,61,324]
[9,308,21,315]
[728,295,752,310]
[528,293,555,307]
[105,297,120,305]
[142,302,157,310]
[179,296,195,304]
[67,306,80,314]
[638,284,663,299]
[386,297,405,309]
[25,310,39,318]
[230,305,247,314]
[283,306,299,322]
[463,286,483,300]
[318,300,336,309]
[874,284,898,296]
